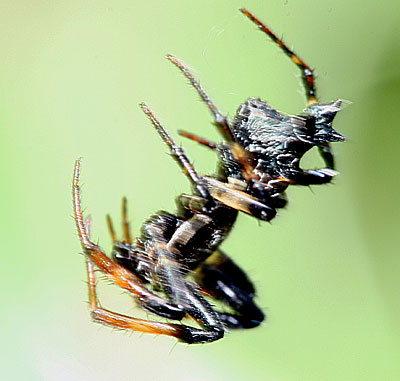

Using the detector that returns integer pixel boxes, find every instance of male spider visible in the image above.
[73,9,346,344]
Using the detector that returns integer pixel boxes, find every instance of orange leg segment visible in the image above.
[72,159,193,341]
[240,8,318,105]
[85,260,184,338]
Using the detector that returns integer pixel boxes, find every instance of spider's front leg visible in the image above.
[239,8,318,105]
[166,54,234,142]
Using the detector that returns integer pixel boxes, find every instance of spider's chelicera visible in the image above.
[73,9,347,344]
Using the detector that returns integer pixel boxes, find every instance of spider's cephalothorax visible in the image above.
[73,9,347,344]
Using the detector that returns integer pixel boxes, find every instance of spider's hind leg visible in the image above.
[106,198,142,275]
[121,197,132,244]
[73,159,225,344]
[106,197,133,245]
[153,246,225,343]
[85,259,184,338]
[73,159,185,321]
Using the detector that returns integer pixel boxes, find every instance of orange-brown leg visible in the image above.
[85,257,186,338]
[165,54,234,141]
[73,159,225,343]
[177,130,217,150]
[106,214,117,243]
[240,8,318,105]
[121,197,132,244]
[83,216,184,336]
[106,197,132,244]
[73,159,185,319]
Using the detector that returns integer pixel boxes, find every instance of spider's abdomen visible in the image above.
[232,98,313,178]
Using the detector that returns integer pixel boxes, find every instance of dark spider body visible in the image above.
[73,9,346,344]
[233,98,345,181]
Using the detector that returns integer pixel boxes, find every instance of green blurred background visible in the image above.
[1,0,399,380]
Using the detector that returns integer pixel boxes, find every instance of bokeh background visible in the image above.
[2,0,399,380]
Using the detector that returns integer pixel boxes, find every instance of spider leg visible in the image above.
[140,208,233,343]
[106,214,117,243]
[203,176,276,221]
[85,216,185,337]
[176,193,208,216]
[287,168,338,185]
[153,246,225,343]
[86,210,182,340]
[84,253,187,339]
[107,197,133,244]
[195,250,265,329]
[178,130,217,150]
[318,145,335,169]
[107,201,143,277]
[240,8,318,105]
[73,159,185,321]
[74,159,228,343]
[121,197,132,244]
[166,54,234,142]
[140,103,215,206]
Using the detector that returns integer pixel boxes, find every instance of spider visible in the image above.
[73,9,346,344]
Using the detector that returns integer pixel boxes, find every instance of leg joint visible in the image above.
[179,326,225,344]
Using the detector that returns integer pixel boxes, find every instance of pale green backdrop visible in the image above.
[1,1,399,380]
